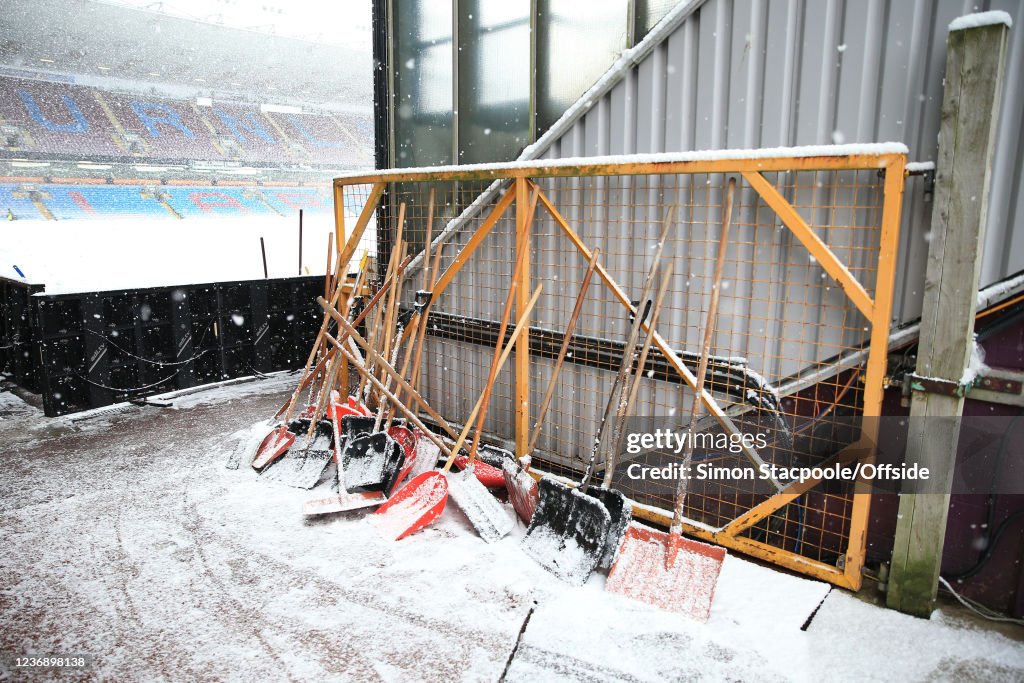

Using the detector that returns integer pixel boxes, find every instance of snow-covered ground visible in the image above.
[0,214,376,295]
[1,380,1022,681]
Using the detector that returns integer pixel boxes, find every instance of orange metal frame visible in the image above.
[332,152,906,589]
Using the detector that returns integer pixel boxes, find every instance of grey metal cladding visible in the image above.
[539,0,1024,326]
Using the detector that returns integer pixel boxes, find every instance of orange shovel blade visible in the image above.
[251,426,295,469]
[605,523,726,622]
[370,471,449,541]
[348,395,371,415]
[454,454,506,488]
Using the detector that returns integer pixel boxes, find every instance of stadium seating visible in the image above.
[0,181,332,220]
[0,75,370,168]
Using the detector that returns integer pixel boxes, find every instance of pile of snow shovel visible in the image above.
[231,182,742,623]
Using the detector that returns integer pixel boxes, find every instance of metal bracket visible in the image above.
[969,368,1024,407]
[908,373,970,397]
[975,373,1023,395]
[909,369,1024,404]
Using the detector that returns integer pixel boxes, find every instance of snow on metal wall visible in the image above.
[538,0,1024,326]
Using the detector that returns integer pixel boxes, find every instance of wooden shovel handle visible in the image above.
[580,207,675,491]
[443,284,543,473]
[468,186,540,464]
[670,177,736,534]
[603,262,674,486]
[321,299,458,441]
[330,338,452,460]
[274,254,409,421]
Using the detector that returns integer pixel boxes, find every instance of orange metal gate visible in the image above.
[333,148,906,589]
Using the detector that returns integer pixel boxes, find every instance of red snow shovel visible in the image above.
[605,178,736,621]
[371,285,542,541]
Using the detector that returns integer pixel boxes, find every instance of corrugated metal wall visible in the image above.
[537,0,1024,325]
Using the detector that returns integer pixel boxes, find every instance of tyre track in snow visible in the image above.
[180,495,503,681]
[177,509,307,683]
[109,499,176,682]
[87,459,312,680]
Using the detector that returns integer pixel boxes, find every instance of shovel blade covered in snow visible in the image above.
[258,419,334,489]
[387,425,418,493]
[588,487,632,569]
[340,414,377,440]
[251,425,296,470]
[341,431,405,493]
[446,468,514,543]
[521,478,612,586]
[370,471,449,540]
[454,454,506,489]
[303,490,386,515]
[303,404,387,515]
[605,523,726,622]
[455,444,513,488]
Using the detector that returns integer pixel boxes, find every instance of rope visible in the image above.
[83,327,210,367]
[74,369,179,394]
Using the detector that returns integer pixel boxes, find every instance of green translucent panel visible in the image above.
[535,0,627,135]
[457,0,532,164]
[634,0,677,39]
[393,2,453,167]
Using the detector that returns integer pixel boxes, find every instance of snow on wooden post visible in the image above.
[886,12,1011,618]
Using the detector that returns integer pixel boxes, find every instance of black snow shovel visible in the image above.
[258,417,334,489]
[341,431,405,493]
[522,210,674,585]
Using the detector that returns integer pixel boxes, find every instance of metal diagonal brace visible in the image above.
[534,184,782,491]
[742,171,874,319]
[430,185,516,301]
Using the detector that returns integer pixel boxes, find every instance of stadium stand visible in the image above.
[0,75,370,168]
[0,181,332,220]
[0,78,122,157]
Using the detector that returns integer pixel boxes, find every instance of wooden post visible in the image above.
[514,178,532,456]
[887,17,1010,617]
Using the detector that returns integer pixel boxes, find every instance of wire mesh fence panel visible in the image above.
[335,149,905,588]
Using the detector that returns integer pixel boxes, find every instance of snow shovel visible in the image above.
[303,400,388,515]
[371,284,542,541]
[454,444,511,488]
[411,427,441,478]
[258,417,334,489]
[605,178,736,621]
[504,249,600,523]
[388,424,418,493]
[449,235,536,542]
[253,252,378,470]
[316,316,481,539]
[504,456,538,524]
[594,263,673,569]
[522,211,673,585]
[341,432,404,493]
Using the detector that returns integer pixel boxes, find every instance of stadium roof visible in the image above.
[0,0,372,111]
